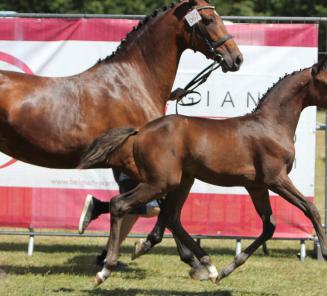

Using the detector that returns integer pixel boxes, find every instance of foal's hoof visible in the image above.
[131,239,146,260]
[189,265,209,281]
[94,273,105,287]
[215,273,224,285]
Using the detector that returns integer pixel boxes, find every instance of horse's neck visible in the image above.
[257,71,310,137]
[95,11,183,116]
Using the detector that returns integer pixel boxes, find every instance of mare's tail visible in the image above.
[78,128,138,169]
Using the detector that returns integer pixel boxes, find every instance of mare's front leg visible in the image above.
[216,187,275,283]
[95,183,165,286]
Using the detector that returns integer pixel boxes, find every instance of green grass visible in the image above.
[0,236,326,296]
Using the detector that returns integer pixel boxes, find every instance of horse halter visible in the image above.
[187,5,233,60]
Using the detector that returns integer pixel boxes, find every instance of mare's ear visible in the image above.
[312,55,327,77]
[189,0,197,6]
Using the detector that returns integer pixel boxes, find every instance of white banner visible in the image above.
[0,23,318,198]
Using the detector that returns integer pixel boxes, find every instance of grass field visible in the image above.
[0,112,327,296]
[0,236,327,296]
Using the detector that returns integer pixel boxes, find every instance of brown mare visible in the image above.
[79,57,327,285]
[0,0,242,277]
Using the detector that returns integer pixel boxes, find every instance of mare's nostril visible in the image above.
[235,55,243,67]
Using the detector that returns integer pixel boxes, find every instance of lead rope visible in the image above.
[168,61,221,114]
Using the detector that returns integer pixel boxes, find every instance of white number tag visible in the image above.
[185,9,202,27]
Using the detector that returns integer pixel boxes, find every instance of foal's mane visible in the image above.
[96,0,211,64]
[251,68,308,113]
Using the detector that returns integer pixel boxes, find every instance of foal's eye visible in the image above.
[202,16,214,26]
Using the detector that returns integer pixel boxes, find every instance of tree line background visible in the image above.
[0,0,326,16]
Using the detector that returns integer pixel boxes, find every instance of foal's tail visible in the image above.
[78,128,138,169]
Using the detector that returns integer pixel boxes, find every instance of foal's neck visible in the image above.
[256,69,311,137]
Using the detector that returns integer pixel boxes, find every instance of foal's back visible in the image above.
[134,114,294,187]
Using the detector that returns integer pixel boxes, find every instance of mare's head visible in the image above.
[176,0,243,72]
[308,56,327,108]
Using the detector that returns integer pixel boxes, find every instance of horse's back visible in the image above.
[136,115,257,184]
[0,70,88,159]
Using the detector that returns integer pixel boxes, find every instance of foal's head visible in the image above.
[176,0,243,72]
[308,56,327,108]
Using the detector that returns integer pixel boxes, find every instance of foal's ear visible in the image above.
[189,0,197,6]
[312,56,327,77]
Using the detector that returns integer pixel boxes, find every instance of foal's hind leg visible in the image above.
[270,174,327,260]
[216,187,275,283]
[95,183,165,285]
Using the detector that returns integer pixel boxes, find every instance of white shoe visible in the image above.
[78,194,95,234]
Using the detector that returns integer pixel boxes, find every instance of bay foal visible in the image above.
[79,59,327,286]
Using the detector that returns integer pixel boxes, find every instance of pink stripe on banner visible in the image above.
[0,18,138,42]
[0,186,313,239]
[227,23,318,47]
[0,18,318,47]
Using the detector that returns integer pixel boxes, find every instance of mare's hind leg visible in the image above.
[216,187,275,283]
[95,183,165,286]
[132,206,166,259]
[270,174,327,260]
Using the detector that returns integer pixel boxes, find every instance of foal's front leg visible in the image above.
[133,177,213,281]
[270,175,327,260]
[95,183,165,286]
[133,198,210,281]
[216,187,275,283]
[160,179,218,281]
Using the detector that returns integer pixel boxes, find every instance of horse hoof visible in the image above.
[94,273,105,287]
[189,265,209,281]
[210,276,218,283]
[131,239,146,260]
[215,273,223,285]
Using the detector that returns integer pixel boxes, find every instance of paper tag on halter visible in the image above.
[185,9,202,27]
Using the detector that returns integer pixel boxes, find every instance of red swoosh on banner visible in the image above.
[0,51,33,74]
[0,159,17,169]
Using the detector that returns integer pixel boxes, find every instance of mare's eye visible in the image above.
[202,16,214,26]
